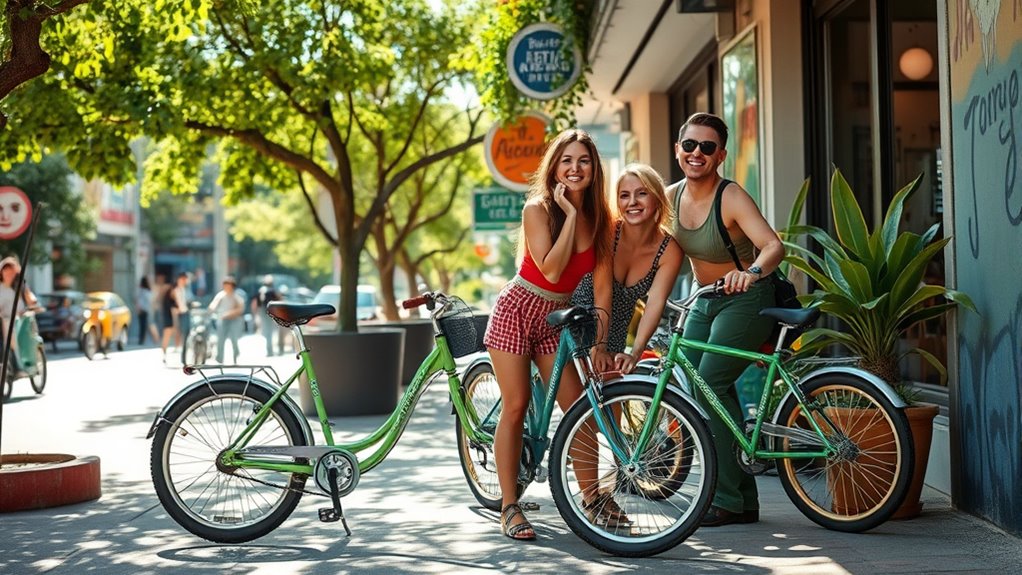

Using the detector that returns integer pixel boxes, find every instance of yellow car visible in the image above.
[81,291,132,360]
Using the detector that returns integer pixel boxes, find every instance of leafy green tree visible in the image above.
[1,0,487,332]
[227,188,334,286]
[0,154,94,277]
[0,0,91,131]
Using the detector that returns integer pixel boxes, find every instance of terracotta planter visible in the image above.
[892,402,940,520]
[0,454,101,512]
[816,406,898,516]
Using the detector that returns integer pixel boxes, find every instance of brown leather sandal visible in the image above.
[582,493,632,528]
[501,503,536,540]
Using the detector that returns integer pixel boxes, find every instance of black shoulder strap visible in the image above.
[713,178,744,271]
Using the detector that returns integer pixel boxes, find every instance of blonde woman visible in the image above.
[573,163,683,374]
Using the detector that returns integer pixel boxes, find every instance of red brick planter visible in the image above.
[0,454,101,512]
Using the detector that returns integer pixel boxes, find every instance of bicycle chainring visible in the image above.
[314,449,360,497]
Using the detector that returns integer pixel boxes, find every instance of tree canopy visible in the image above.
[1,0,488,331]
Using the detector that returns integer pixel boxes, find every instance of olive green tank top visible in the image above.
[671,179,756,265]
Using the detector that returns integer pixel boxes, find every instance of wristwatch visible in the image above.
[747,265,763,278]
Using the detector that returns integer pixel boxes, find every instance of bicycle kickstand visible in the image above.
[318,467,352,536]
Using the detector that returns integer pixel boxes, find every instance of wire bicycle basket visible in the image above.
[437,297,484,358]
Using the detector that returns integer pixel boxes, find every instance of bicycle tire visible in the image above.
[455,362,524,511]
[549,381,716,557]
[83,328,99,360]
[150,379,309,543]
[774,372,913,532]
[191,335,207,366]
[616,399,693,500]
[29,346,46,394]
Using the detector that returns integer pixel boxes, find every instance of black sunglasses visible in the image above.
[679,139,719,155]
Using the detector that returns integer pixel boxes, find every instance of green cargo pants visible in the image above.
[683,278,775,514]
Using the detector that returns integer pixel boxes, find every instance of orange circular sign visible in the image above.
[484,112,549,192]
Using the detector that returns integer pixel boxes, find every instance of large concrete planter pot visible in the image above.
[299,327,405,417]
[378,319,435,387]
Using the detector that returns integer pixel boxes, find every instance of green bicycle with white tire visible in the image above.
[149,291,717,557]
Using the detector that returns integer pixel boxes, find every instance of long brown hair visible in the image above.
[523,129,612,264]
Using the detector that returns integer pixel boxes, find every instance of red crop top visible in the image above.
[519,245,596,293]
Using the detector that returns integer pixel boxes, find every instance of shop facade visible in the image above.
[584,0,1021,534]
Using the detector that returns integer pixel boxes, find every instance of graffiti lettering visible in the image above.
[963,68,1022,256]
[953,0,976,63]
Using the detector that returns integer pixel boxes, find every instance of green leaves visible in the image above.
[782,169,977,383]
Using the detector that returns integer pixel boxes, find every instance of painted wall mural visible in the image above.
[948,0,1022,535]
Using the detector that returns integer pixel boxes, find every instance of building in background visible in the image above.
[580,0,1020,535]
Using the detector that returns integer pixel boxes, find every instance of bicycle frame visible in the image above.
[211,315,474,478]
[632,289,839,463]
[463,321,643,473]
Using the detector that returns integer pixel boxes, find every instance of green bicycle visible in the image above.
[148,291,716,557]
[635,281,915,532]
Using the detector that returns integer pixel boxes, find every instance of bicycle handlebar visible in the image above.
[664,280,726,314]
[401,295,429,309]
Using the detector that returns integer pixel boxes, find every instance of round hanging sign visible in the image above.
[484,112,549,192]
[506,23,582,101]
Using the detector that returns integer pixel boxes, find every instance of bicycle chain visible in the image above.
[230,470,327,498]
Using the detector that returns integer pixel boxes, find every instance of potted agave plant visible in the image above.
[782,169,976,519]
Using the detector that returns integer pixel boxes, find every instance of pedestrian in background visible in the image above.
[209,276,244,364]
[251,274,280,356]
[151,274,168,347]
[173,272,192,365]
[137,276,152,345]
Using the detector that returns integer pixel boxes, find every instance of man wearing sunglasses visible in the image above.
[665,112,785,527]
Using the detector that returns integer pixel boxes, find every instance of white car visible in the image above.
[306,284,381,330]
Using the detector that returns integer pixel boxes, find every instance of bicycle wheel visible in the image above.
[617,400,692,500]
[29,346,46,394]
[191,335,207,365]
[774,372,913,532]
[455,362,525,510]
[150,380,309,543]
[83,328,99,360]
[549,381,716,557]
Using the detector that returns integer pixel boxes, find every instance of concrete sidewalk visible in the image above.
[1,343,1020,574]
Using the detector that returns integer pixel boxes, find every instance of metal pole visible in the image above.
[0,205,43,464]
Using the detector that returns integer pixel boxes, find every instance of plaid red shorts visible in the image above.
[483,276,571,357]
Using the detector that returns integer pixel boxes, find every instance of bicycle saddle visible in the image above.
[266,302,336,327]
[546,306,591,328]
[759,306,820,328]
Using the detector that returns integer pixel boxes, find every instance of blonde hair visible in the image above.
[615,163,673,235]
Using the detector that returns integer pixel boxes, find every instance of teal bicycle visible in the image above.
[148,291,716,557]
[635,282,915,532]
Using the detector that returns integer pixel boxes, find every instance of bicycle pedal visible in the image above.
[318,508,341,523]
[519,501,540,511]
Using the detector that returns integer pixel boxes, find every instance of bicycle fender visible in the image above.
[146,374,314,445]
[770,366,908,426]
[460,353,492,381]
[601,374,711,421]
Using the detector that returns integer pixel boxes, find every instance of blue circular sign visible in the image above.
[506,23,582,101]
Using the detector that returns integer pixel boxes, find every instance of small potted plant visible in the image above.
[782,169,976,519]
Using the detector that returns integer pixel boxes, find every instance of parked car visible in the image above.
[306,284,380,331]
[35,290,87,351]
[81,291,132,360]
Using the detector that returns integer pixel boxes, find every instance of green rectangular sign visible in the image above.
[473,187,526,231]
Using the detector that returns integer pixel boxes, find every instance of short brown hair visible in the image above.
[677,112,729,149]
